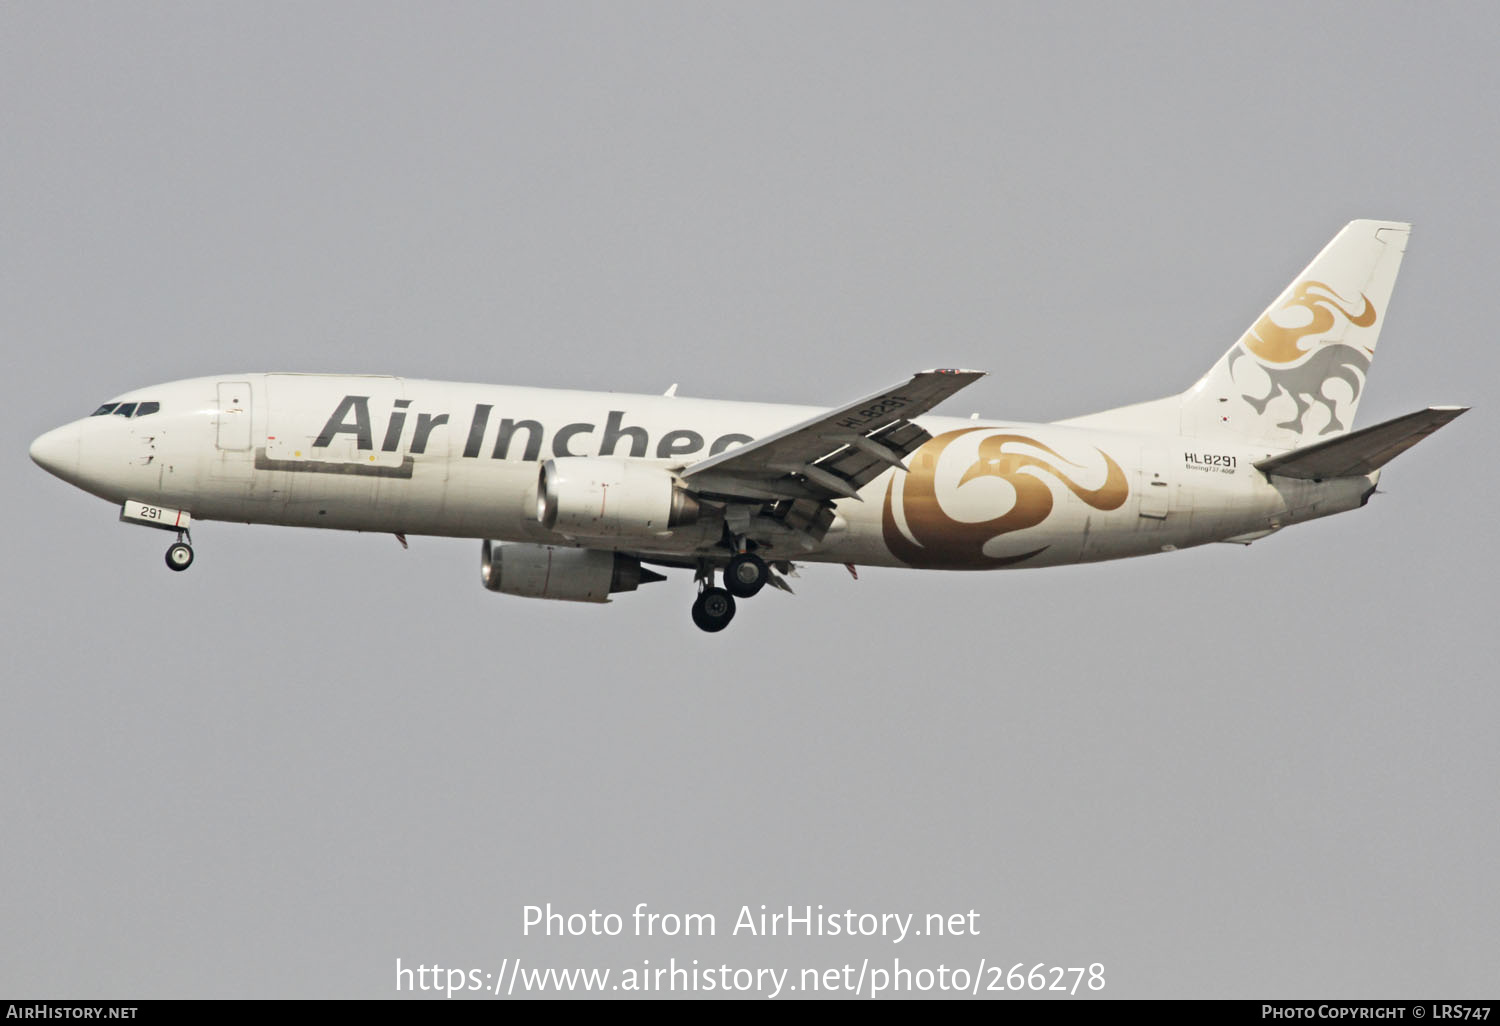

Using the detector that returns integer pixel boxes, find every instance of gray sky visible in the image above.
[3,1,1496,999]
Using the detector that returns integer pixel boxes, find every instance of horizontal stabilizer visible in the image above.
[1255,406,1467,480]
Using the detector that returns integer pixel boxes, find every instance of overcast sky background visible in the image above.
[3,2,1496,999]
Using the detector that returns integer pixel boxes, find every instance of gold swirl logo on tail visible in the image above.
[881,428,1128,569]
[1241,280,1376,365]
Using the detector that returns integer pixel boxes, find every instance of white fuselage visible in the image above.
[32,373,1375,570]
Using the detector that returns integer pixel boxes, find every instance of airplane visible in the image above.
[29,219,1465,632]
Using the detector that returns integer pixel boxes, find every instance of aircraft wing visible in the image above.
[1255,405,1468,480]
[681,369,985,502]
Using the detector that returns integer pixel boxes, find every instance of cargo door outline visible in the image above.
[263,375,412,523]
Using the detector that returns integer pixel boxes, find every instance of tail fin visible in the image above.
[1059,220,1411,447]
[1181,219,1410,447]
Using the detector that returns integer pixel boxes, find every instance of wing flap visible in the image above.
[682,369,984,501]
[1255,406,1467,480]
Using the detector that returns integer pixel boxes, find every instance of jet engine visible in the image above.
[480,540,665,603]
[536,458,700,539]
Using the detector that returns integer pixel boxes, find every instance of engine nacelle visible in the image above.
[480,540,664,603]
[536,457,700,539]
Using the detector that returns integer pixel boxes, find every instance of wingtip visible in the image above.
[921,367,987,378]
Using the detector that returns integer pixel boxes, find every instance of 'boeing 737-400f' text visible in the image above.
[30,220,1466,631]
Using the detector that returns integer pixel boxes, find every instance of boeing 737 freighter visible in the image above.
[30,220,1464,631]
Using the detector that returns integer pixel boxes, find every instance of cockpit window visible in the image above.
[91,400,159,418]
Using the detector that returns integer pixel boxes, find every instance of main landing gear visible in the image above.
[165,531,194,572]
[691,586,736,633]
[689,547,780,632]
[691,552,740,633]
[724,551,769,598]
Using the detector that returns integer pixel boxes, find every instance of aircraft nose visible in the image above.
[29,423,81,480]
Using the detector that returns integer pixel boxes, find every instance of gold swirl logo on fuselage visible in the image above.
[881,428,1128,569]
[1241,280,1376,365]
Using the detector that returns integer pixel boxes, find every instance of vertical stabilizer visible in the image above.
[1180,219,1410,447]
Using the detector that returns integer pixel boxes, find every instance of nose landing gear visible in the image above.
[120,501,197,572]
[165,531,194,572]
